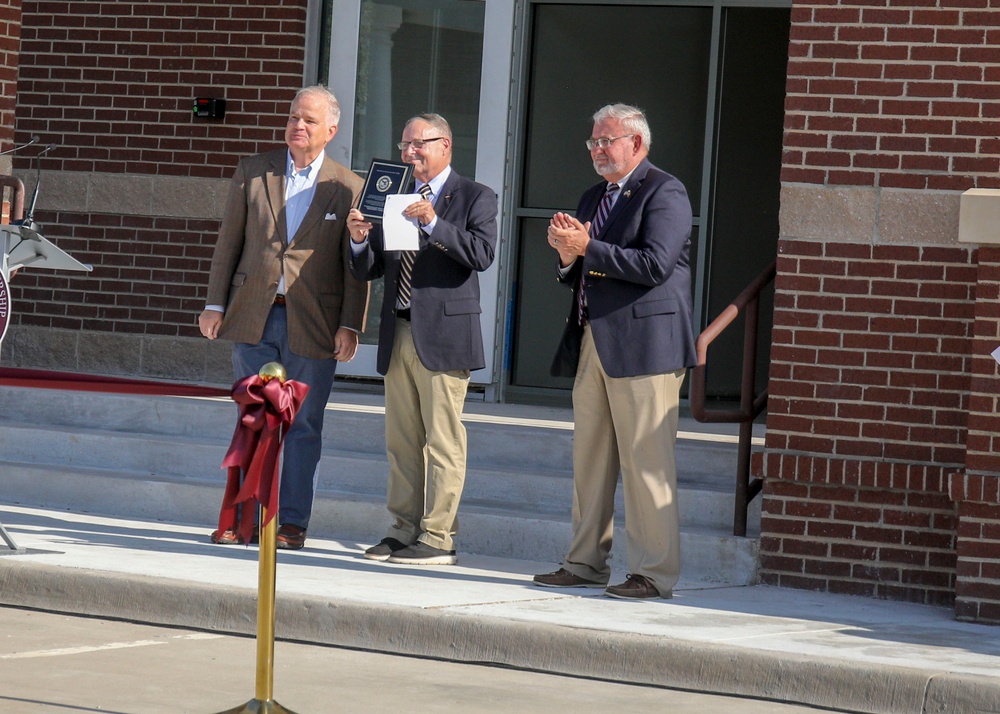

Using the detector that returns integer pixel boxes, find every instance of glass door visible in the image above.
[507,3,714,394]
[503,2,789,402]
[320,0,514,385]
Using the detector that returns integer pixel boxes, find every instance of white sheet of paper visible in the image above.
[992,345,1000,365]
[382,194,422,251]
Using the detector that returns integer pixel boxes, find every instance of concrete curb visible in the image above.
[2,560,996,714]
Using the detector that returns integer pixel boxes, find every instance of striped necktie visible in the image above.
[590,182,619,237]
[577,182,619,325]
[397,183,432,308]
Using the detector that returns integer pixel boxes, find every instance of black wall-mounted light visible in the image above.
[193,97,226,119]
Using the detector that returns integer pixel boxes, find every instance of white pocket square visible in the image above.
[324,212,338,221]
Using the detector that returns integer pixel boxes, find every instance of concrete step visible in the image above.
[0,387,743,483]
[1,461,758,584]
[0,385,761,584]
[0,420,753,532]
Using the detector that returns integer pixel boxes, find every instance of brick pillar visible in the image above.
[955,194,1000,623]
[950,474,1000,623]
[757,236,971,607]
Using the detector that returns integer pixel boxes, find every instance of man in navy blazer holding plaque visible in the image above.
[534,104,697,599]
[347,113,497,565]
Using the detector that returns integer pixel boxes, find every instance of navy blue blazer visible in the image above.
[350,169,498,375]
[552,158,697,379]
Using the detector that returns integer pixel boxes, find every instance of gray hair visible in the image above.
[404,113,453,141]
[293,85,341,126]
[593,103,652,151]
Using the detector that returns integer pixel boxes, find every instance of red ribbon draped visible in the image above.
[0,367,230,397]
[216,374,309,546]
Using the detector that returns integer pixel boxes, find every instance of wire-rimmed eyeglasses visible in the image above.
[585,134,634,151]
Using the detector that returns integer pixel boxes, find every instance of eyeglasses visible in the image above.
[585,134,635,151]
[397,137,447,151]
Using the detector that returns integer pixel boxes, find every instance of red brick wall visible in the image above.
[759,240,975,605]
[765,0,1000,613]
[783,1,1000,191]
[951,479,1000,622]
[0,0,21,223]
[767,242,975,464]
[15,0,306,179]
[762,460,958,603]
[11,212,218,335]
[8,0,309,337]
[0,0,19,151]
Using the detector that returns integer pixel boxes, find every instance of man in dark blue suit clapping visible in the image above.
[534,104,697,600]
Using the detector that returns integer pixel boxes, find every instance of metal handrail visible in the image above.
[0,175,25,222]
[690,260,776,536]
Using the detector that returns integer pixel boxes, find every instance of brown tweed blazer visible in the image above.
[206,149,369,360]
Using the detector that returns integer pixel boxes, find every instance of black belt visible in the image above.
[395,308,411,321]
[273,294,286,306]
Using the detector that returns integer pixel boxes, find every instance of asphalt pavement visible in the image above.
[0,504,998,714]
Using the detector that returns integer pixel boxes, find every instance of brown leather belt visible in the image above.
[273,294,286,306]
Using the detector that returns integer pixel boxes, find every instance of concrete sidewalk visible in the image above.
[0,503,998,714]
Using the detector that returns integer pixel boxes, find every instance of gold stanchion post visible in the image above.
[216,362,298,714]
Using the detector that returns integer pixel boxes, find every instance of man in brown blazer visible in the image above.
[198,85,368,550]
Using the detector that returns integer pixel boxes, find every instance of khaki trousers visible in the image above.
[383,319,470,551]
[563,326,685,596]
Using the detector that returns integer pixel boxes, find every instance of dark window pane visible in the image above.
[522,4,713,211]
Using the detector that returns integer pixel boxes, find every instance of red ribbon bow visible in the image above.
[215,374,309,545]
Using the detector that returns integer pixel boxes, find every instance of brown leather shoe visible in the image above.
[210,529,240,545]
[276,524,306,550]
[533,568,605,589]
[605,573,671,600]
[210,525,259,545]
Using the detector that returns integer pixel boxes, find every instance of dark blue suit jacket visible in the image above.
[350,169,498,375]
[552,158,697,379]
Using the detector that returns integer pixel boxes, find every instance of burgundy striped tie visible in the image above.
[398,184,432,308]
[576,182,619,326]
